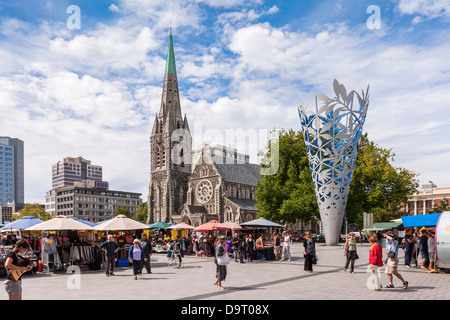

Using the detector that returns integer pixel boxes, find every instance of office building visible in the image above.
[52,156,102,188]
[0,137,24,208]
[45,180,142,222]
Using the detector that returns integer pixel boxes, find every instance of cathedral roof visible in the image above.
[227,198,258,211]
[213,156,261,186]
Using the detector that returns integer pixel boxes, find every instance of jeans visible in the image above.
[105,256,115,274]
[257,249,265,261]
[405,246,413,266]
[233,249,238,262]
[281,246,291,261]
[345,251,357,272]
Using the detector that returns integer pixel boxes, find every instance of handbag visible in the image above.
[387,251,396,258]
[217,253,230,265]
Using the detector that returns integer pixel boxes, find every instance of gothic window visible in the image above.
[180,162,184,167]
[196,180,213,204]
[180,148,184,157]
[156,146,160,167]
[177,121,181,129]
[160,121,163,133]
[225,207,233,222]
[160,145,165,167]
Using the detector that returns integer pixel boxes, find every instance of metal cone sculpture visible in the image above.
[298,79,369,245]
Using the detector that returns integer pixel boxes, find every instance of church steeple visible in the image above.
[148,28,192,224]
[165,28,176,75]
[157,28,182,124]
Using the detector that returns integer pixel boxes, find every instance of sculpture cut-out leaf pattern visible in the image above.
[298,79,370,242]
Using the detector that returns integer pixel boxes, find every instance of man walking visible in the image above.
[139,233,152,274]
[281,231,292,261]
[384,231,408,289]
[100,235,119,276]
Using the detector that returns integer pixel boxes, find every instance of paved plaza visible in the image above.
[1,242,449,301]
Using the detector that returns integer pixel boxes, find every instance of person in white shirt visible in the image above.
[280,231,292,261]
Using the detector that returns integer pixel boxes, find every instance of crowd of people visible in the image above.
[2,226,439,298]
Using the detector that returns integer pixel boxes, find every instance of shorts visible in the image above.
[5,279,22,295]
[428,252,435,261]
[274,246,281,254]
[385,257,399,275]
[421,252,429,261]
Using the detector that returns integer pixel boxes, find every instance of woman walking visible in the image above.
[256,235,264,261]
[214,236,228,290]
[344,233,358,273]
[303,232,316,273]
[129,239,147,280]
[246,234,255,262]
[368,234,383,291]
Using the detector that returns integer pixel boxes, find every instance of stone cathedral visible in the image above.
[147,31,260,227]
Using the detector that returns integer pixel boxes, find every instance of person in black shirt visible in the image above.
[138,233,152,274]
[4,239,32,300]
[100,235,119,276]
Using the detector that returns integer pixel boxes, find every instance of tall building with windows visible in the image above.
[52,156,102,188]
[0,137,24,208]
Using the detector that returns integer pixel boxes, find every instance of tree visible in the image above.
[256,129,318,224]
[134,202,148,222]
[346,133,419,224]
[115,206,132,218]
[13,203,54,221]
[256,130,419,228]
[431,198,449,213]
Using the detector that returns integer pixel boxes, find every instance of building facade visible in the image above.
[0,137,24,208]
[52,156,102,189]
[45,180,142,222]
[147,31,261,226]
[402,186,450,215]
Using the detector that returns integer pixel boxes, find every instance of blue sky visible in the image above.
[1,0,450,204]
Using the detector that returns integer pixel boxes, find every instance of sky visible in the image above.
[0,0,449,204]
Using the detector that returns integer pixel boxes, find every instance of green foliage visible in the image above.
[347,133,419,224]
[256,129,318,224]
[256,130,419,228]
[431,198,449,213]
[134,202,148,222]
[115,205,132,218]
[13,203,54,221]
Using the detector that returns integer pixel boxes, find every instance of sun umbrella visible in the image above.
[167,222,195,230]
[25,215,94,231]
[240,217,283,228]
[217,221,243,230]
[70,217,97,227]
[93,215,149,231]
[149,221,172,229]
[1,216,44,230]
[194,220,229,232]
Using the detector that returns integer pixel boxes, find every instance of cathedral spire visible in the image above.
[165,28,176,75]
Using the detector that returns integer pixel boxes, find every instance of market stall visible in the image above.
[0,216,45,278]
[25,216,97,272]
[93,215,150,266]
[239,217,284,261]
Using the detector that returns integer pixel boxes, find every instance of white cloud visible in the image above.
[109,4,121,13]
[397,0,450,18]
[267,6,279,15]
